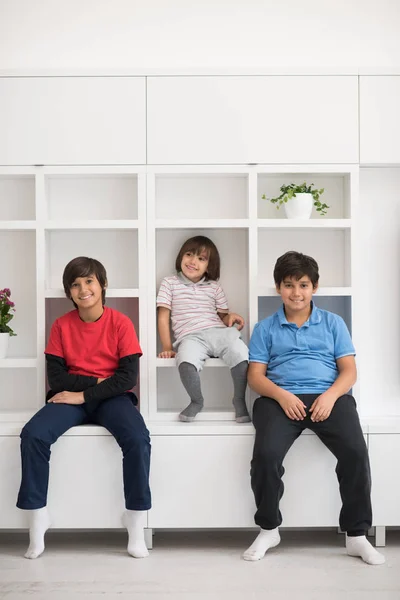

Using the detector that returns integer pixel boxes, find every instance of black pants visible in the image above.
[251,394,372,535]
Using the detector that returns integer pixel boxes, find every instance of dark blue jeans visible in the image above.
[17,394,151,511]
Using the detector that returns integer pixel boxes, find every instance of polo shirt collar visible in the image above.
[278,301,322,327]
[177,272,208,286]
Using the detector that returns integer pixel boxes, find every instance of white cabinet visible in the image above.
[0,74,370,533]
[369,434,400,526]
[360,76,400,164]
[0,77,146,165]
[148,432,343,529]
[0,429,127,529]
[47,432,126,528]
[147,76,359,164]
[148,434,255,528]
[0,436,26,528]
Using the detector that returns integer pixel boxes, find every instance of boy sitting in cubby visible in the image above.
[243,251,384,565]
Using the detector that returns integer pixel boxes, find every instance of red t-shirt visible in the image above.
[45,306,142,379]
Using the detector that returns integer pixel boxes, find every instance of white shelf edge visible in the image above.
[256,164,359,174]
[151,410,237,422]
[258,287,352,297]
[257,219,352,229]
[156,358,226,367]
[44,220,139,230]
[155,219,249,229]
[0,358,37,368]
[45,288,139,298]
[43,166,146,175]
[0,221,36,230]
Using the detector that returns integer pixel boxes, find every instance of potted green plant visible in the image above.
[0,288,16,358]
[262,182,329,220]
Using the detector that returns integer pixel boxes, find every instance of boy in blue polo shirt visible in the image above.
[243,251,384,565]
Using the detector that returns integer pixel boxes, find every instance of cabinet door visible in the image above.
[148,433,343,529]
[369,434,400,526]
[0,437,26,528]
[0,77,146,165]
[148,435,255,528]
[360,76,400,164]
[147,76,359,164]
[46,434,126,528]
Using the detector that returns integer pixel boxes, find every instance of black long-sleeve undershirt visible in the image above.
[45,353,140,412]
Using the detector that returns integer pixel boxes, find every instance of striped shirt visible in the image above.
[156,274,229,343]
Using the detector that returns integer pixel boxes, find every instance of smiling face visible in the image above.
[276,275,318,315]
[69,274,105,312]
[180,250,209,283]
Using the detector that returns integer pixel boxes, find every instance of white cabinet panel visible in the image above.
[148,433,342,528]
[148,435,255,528]
[0,77,146,165]
[147,76,359,164]
[360,76,400,164]
[0,437,26,528]
[47,435,126,528]
[369,434,400,526]
[0,433,127,529]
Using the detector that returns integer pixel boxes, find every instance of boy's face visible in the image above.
[276,275,317,312]
[180,250,209,283]
[69,274,105,310]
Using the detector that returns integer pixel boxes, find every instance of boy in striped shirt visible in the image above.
[157,236,250,423]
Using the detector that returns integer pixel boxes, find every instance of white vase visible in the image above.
[284,192,313,220]
[0,332,10,358]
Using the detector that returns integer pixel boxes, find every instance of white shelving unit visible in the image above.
[1,73,399,537]
[0,166,148,420]
[0,163,358,421]
[144,164,359,422]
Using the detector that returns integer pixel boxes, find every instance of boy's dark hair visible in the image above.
[175,236,220,281]
[63,257,108,308]
[274,251,319,288]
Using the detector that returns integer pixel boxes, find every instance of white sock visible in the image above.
[123,510,149,558]
[24,507,51,559]
[346,534,385,565]
[242,527,281,561]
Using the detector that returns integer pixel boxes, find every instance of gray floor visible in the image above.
[0,529,399,599]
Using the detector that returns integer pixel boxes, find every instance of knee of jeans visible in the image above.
[252,445,283,468]
[342,441,369,465]
[20,422,45,444]
[121,428,151,452]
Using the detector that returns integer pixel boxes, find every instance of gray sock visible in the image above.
[231,361,251,423]
[178,362,204,422]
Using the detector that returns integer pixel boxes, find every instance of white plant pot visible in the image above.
[0,332,10,358]
[284,192,313,220]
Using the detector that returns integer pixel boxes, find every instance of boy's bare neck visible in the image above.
[284,304,312,327]
[78,305,104,323]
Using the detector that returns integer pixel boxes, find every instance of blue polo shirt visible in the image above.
[249,303,355,394]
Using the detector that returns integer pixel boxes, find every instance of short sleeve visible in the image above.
[156,278,172,310]
[117,316,142,359]
[249,321,270,364]
[45,320,64,358]
[215,284,229,312]
[332,315,355,359]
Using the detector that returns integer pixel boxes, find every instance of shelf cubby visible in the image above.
[0,175,35,221]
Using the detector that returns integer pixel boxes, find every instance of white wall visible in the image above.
[0,0,399,71]
[359,169,400,416]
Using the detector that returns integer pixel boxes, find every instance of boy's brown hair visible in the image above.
[273,251,319,288]
[175,236,220,281]
[63,257,108,308]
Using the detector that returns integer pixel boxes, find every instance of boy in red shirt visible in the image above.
[17,257,151,559]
